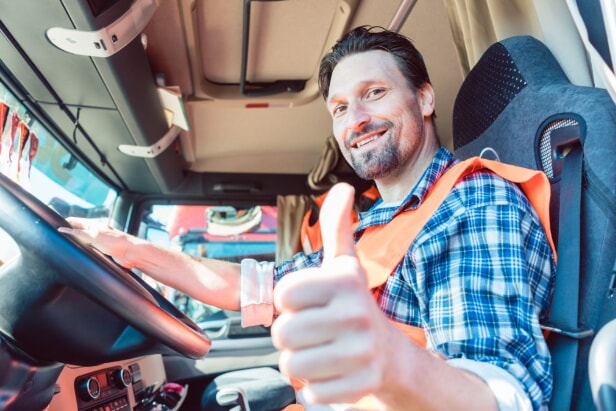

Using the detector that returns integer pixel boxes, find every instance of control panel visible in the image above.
[75,366,133,411]
[47,355,185,411]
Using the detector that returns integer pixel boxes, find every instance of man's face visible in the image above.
[326,50,431,181]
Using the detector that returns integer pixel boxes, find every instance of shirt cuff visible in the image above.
[240,259,275,327]
[447,358,535,411]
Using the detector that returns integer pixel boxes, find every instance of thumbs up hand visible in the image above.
[272,183,395,405]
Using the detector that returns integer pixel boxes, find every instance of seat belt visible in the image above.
[543,143,594,410]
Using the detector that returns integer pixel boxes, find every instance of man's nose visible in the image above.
[345,103,370,132]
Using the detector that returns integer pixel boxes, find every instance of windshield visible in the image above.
[140,203,277,324]
[0,80,116,269]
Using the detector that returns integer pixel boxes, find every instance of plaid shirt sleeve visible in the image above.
[274,248,323,282]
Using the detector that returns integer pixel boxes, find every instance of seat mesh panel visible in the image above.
[453,43,528,149]
[538,118,579,179]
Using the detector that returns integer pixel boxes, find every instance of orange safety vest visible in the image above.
[300,185,380,254]
[284,157,555,410]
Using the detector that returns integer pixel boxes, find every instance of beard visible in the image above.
[348,137,401,180]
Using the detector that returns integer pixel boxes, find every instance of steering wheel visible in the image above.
[0,172,211,365]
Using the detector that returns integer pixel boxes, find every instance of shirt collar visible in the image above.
[396,146,457,214]
[356,146,457,229]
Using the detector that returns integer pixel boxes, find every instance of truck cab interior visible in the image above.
[0,1,615,410]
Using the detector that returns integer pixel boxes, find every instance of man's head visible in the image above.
[318,26,439,185]
[318,26,432,103]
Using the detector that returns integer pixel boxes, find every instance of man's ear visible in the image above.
[418,84,435,117]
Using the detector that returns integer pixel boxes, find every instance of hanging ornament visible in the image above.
[15,120,30,181]
[7,111,19,164]
[27,131,39,178]
[0,101,9,158]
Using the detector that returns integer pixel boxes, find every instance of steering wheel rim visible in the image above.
[0,172,211,363]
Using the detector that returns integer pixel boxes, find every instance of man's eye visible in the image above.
[333,105,347,116]
[366,88,386,99]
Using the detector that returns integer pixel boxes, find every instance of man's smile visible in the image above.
[348,127,389,149]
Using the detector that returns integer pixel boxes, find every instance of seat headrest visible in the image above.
[453,35,616,181]
[454,36,570,153]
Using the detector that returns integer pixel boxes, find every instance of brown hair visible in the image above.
[318,25,432,102]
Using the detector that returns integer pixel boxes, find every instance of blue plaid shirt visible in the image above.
[275,147,556,410]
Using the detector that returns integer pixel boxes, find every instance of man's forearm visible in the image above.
[375,324,498,411]
[124,236,242,310]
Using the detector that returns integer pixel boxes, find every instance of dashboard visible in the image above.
[47,355,187,411]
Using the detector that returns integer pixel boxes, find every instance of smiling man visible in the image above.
[63,26,556,411]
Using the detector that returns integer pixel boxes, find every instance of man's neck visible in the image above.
[375,138,440,204]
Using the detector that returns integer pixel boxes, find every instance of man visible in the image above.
[62,26,555,410]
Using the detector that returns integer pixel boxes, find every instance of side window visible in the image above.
[138,204,277,326]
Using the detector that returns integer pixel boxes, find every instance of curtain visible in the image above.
[443,0,543,76]
[443,0,616,94]
[276,194,311,263]
[566,0,616,104]
[275,134,346,263]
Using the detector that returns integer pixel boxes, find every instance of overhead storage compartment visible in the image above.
[0,0,186,193]
[180,0,360,104]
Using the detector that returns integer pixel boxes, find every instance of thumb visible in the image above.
[272,183,362,313]
[320,182,357,261]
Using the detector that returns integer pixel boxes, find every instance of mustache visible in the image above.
[345,120,393,148]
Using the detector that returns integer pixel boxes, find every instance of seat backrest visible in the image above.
[452,35,616,411]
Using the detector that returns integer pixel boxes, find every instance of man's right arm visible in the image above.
[124,235,243,310]
[59,220,243,311]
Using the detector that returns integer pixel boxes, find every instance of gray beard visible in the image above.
[350,141,400,180]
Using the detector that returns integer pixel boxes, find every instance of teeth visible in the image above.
[356,135,380,148]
